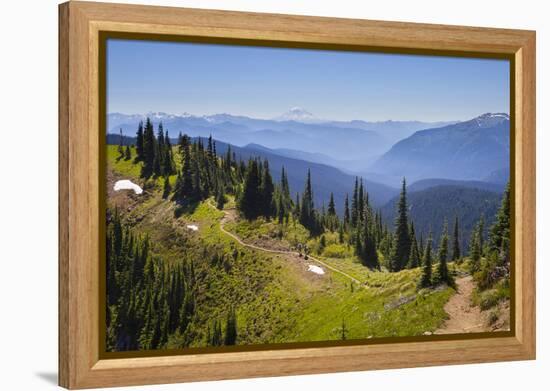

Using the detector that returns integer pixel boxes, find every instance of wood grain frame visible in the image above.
[59,1,536,389]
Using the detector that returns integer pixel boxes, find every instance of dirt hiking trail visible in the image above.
[212,204,362,285]
[435,276,486,334]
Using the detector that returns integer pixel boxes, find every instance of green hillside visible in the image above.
[105,124,511,352]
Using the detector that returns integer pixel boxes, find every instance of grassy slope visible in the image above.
[107,144,455,344]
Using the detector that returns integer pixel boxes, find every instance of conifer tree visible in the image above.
[224,307,238,345]
[191,156,203,200]
[277,192,285,223]
[238,159,262,220]
[173,135,194,202]
[117,128,124,158]
[360,222,379,269]
[162,175,171,199]
[489,182,510,253]
[207,135,213,157]
[299,169,319,234]
[162,130,174,175]
[216,187,225,210]
[141,117,156,178]
[328,193,336,216]
[418,234,433,289]
[408,222,420,268]
[280,166,290,200]
[435,221,453,286]
[351,177,359,227]
[344,194,350,228]
[260,159,274,217]
[476,215,485,255]
[124,144,132,161]
[390,178,411,272]
[451,215,461,261]
[135,121,144,161]
[471,230,481,259]
[294,192,301,218]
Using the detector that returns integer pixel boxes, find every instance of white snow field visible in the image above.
[307,265,325,275]
[113,179,143,195]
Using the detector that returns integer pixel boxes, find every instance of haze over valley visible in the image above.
[105,40,512,351]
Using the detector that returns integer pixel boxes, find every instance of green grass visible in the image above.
[471,278,510,311]
[107,148,456,344]
[107,145,142,178]
[219,211,455,339]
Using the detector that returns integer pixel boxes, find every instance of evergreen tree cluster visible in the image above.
[134,119,176,178]
[238,158,276,220]
[468,182,511,290]
[125,123,475,282]
[172,133,237,205]
[106,208,238,351]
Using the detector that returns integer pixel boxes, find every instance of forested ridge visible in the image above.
[106,118,511,351]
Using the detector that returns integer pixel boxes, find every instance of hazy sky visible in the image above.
[107,39,510,122]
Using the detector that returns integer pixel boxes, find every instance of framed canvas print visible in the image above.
[59,1,536,389]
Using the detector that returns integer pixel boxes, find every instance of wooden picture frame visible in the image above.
[59,1,536,389]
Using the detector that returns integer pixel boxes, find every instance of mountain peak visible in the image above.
[472,112,510,128]
[275,107,317,122]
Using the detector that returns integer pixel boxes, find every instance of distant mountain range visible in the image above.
[107,110,454,172]
[108,110,510,237]
[371,113,510,182]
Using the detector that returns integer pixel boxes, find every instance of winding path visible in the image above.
[435,276,486,334]
[210,202,362,285]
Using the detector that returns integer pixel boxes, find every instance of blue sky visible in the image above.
[107,39,510,122]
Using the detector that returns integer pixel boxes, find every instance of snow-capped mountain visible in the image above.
[107,110,458,171]
[274,107,318,122]
[473,112,510,128]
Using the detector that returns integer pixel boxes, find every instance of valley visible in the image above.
[105,111,511,352]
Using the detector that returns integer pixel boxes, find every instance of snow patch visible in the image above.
[114,179,143,195]
[186,224,199,232]
[308,265,325,275]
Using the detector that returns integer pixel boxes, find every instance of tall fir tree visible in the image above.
[259,159,274,217]
[299,169,317,233]
[407,222,420,268]
[135,120,144,161]
[469,226,482,272]
[351,177,359,227]
[162,175,171,199]
[328,193,336,216]
[489,181,511,254]
[117,128,124,158]
[124,144,132,161]
[390,178,411,271]
[357,179,364,223]
[451,215,461,261]
[224,307,238,345]
[418,233,433,288]
[360,222,379,269]
[344,194,350,228]
[477,215,485,254]
[173,135,194,202]
[141,117,156,178]
[435,220,453,286]
[281,167,290,198]
[238,159,262,220]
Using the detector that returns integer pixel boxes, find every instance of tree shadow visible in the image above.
[174,200,199,218]
[35,371,57,385]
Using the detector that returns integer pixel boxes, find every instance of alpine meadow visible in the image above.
[105,39,512,353]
